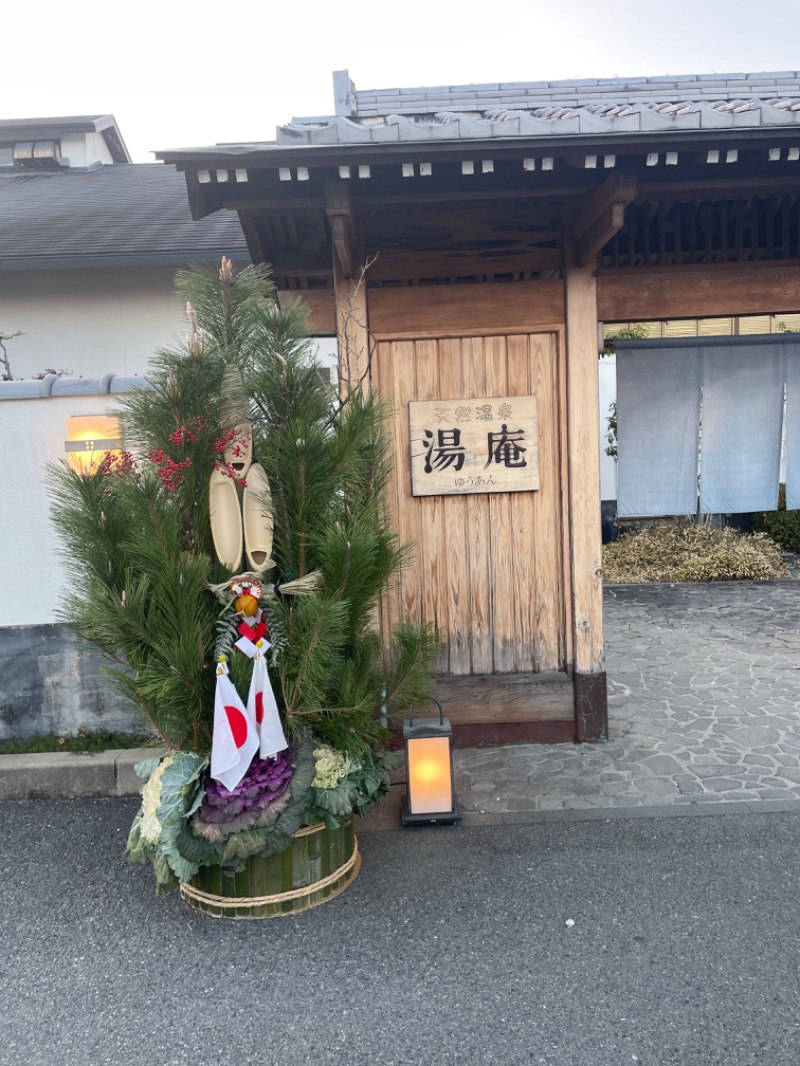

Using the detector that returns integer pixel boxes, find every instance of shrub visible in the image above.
[602,521,788,584]
[0,730,151,755]
[752,484,800,555]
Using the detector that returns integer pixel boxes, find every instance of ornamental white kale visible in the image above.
[312,745,359,790]
[139,754,176,843]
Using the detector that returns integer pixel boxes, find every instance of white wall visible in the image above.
[59,132,114,168]
[0,345,339,629]
[0,392,131,626]
[1,266,188,379]
[1,267,340,382]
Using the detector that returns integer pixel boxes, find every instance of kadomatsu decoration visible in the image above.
[50,259,438,917]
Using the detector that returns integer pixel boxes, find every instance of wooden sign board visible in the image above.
[409,395,539,497]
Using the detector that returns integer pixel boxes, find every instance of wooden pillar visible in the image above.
[564,249,608,741]
[326,182,372,388]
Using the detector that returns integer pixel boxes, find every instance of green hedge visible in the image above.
[753,485,800,555]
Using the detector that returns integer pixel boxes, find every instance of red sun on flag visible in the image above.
[254,691,264,724]
[224,705,249,749]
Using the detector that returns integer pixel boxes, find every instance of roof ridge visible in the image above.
[353,71,800,98]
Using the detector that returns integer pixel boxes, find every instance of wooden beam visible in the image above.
[575,202,625,268]
[184,170,218,220]
[222,197,325,213]
[597,261,800,321]
[431,672,573,722]
[365,246,563,283]
[325,182,358,280]
[572,171,637,267]
[277,290,336,335]
[573,172,637,233]
[236,212,332,276]
[267,252,333,277]
[632,175,800,202]
[223,175,800,214]
[236,211,266,264]
[357,186,582,209]
[368,279,565,339]
[328,216,354,278]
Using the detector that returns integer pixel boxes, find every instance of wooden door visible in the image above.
[373,332,567,677]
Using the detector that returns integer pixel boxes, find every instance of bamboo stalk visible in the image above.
[181,821,359,919]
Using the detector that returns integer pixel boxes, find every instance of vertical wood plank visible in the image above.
[506,334,537,672]
[529,332,563,671]
[414,339,450,673]
[391,340,423,627]
[564,262,605,678]
[463,337,493,674]
[438,338,472,675]
[485,335,514,672]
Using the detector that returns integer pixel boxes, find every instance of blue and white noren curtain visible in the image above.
[699,340,783,514]
[616,345,702,517]
[616,335,796,517]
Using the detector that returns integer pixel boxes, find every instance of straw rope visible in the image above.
[292,822,326,839]
[179,838,359,910]
[207,570,323,599]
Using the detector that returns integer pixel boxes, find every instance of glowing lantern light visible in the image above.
[65,415,123,474]
[401,700,460,826]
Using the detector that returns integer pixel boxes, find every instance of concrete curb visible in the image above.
[4,753,800,830]
[0,749,399,832]
[0,748,162,801]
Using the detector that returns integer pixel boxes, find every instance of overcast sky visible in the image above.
[6,0,800,162]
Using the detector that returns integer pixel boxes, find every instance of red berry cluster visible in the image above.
[168,428,195,445]
[167,415,208,446]
[214,426,238,453]
[153,456,193,495]
[99,451,138,478]
[214,426,250,459]
[214,459,247,487]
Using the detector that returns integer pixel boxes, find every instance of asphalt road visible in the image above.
[2,799,799,1066]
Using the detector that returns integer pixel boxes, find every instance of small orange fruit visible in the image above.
[235,593,259,616]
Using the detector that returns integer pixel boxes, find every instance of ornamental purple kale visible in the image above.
[191,748,296,841]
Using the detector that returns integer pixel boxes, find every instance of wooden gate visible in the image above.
[373,331,569,683]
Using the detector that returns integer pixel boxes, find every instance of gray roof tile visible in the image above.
[167,70,800,157]
[0,163,247,268]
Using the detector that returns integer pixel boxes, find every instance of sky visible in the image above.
[5,0,800,162]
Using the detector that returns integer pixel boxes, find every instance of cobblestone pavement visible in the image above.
[456,581,800,815]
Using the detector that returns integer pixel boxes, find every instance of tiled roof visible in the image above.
[278,70,800,146]
[0,163,247,268]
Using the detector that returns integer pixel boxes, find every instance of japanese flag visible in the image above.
[248,644,288,759]
[210,662,259,792]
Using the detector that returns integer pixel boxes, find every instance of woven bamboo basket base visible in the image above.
[180,820,360,919]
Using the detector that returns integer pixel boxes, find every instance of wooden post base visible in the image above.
[573,672,608,742]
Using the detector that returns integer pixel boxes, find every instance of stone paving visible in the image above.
[455,581,800,814]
